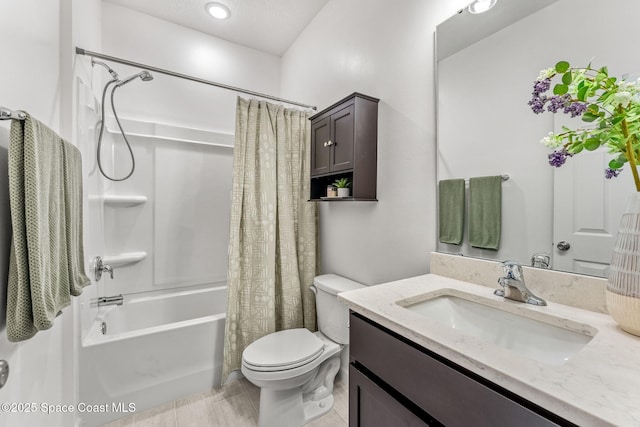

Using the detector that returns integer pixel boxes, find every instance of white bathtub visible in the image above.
[79,285,227,426]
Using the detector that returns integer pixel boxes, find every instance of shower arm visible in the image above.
[92,59,119,80]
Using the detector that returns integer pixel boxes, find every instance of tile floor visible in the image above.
[102,378,348,427]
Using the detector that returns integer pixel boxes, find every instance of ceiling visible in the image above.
[104,0,329,56]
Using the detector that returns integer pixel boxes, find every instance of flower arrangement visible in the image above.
[529,61,640,191]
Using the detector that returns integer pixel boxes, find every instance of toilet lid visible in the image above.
[242,329,325,371]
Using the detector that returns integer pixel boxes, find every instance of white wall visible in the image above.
[0,2,65,425]
[0,0,100,425]
[281,0,470,285]
[102,2,281,133]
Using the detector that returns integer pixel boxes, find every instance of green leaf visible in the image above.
[596,92,606,102]
[599,66,609,75]
[556,61,570,73]
[582,112,599,122]
[584,138,601,151]
[587,104,599,114]
[554,84,569,95]
[611,115,625,125]
[609,159,624,169]
[577,86,589,101]
[568,143,583,155]
[562,72,573,85]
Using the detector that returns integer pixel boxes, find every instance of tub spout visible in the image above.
[93,295,123,307]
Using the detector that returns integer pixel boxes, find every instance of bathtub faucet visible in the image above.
[94,295,123,307]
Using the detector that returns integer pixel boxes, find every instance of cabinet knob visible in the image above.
[327,140,333,146]
[323,141,328,147]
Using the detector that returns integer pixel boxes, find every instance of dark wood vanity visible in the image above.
[348,312,576,427]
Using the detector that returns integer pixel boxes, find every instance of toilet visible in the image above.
[241,274,364,427]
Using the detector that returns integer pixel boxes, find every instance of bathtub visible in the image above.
[79,285,227,426]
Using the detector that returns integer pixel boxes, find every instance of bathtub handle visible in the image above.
[92,256,114,281]
[102,264,114,279]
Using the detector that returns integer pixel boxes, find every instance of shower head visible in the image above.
[92,59,119,80]
[116,70,154,87]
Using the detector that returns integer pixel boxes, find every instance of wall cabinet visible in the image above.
[349,312,576,427]
[309,93,378,201]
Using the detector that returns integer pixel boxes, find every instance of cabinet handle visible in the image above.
[327,140,333,146]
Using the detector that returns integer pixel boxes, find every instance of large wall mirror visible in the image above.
[436,0,640,277]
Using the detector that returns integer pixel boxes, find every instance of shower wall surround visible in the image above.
[101,118,233,296]
[99,1,284,296]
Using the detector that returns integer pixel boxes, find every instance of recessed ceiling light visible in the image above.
[205,2,231,20]
[468,0,497,14]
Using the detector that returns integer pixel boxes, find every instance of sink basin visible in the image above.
[399,292,595,365]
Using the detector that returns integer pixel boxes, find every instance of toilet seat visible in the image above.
[242,328,325,372]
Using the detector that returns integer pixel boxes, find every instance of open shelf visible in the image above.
[103,251,147,267]
[103,195,148,207]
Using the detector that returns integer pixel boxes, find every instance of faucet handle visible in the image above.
[500,260,523,280]
[102,264,114,279]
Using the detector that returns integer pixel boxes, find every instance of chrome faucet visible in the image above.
[495,261,546,306]
[531,253,551,269]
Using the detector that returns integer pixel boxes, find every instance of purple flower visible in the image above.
[547,94,571,113]
[533,78,551,95]
[528,95,547,114]
[563,102,588,118]
[548,149,572,167]
[605,167,622,179]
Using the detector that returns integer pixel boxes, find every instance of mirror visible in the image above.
[436,0,640,277]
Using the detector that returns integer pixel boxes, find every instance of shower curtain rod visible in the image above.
[75,47,317,111]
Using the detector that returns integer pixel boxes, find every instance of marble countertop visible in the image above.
[339,274,640,427]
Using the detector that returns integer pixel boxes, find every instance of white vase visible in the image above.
[337,188,350,197]
[607,193,640,336]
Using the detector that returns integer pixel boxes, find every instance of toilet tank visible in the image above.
[313,274,365,344]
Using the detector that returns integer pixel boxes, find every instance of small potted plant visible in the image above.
[333,177,351,197]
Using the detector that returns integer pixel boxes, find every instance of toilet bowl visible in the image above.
[241,274,364,427]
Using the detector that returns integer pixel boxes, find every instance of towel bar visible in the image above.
[0,106,26,121]
[464,174,509,183]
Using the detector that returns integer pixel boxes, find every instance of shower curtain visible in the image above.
[222,97,317,381]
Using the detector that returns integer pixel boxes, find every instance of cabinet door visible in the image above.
[350,364,431,427]
[330,104,355,172]
[311,117,331,176]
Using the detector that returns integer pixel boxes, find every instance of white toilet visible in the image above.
[241,274,364,427]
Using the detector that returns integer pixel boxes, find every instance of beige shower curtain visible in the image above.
[222,97,317,382]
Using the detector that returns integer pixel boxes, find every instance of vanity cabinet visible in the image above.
[349,312,575,427]
[309,92,378,201]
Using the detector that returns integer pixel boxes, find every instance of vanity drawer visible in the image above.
[349,312,573,427]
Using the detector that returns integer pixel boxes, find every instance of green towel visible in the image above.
[468,175,502,250]
[438,179,465,245]
[7,113,90,342]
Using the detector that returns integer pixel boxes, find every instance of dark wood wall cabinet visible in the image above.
[309,92,379,201]
[349,312,577,427]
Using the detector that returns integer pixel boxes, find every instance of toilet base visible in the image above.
[303,394,334,424]
[257,387,334,427]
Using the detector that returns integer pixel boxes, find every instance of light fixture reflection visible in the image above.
[205,2,231,20]
[468,0,497,14]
